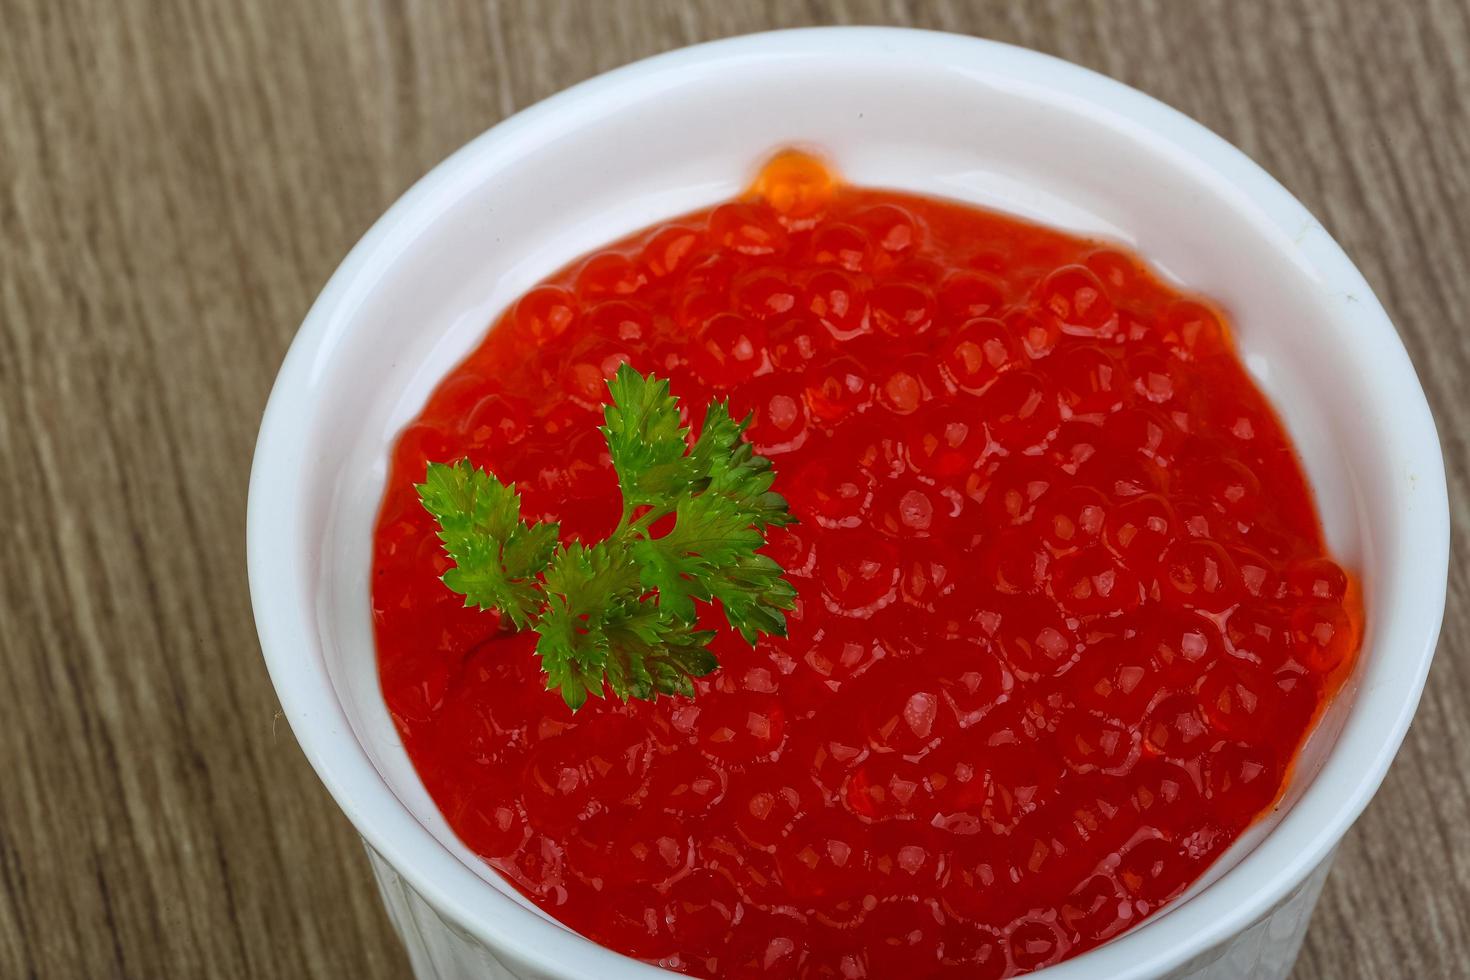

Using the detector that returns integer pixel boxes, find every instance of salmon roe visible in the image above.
[373,153,1362,978]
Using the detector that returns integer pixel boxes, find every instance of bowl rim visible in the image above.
[247,25,1450,979]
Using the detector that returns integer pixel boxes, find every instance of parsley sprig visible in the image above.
[415,365,797,710]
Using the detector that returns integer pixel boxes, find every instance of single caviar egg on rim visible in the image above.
[372,150,1363,978]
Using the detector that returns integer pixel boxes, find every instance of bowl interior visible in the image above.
[261,29,1443,979]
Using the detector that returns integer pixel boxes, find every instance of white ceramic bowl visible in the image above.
[248,27,1449,980]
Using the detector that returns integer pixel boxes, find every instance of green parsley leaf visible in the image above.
[535,541,640,710]
[692,400,795,531]
[601,601,719,701]
[601,365,701,508]
[415,460,558,628]
[631,491,766,622]
[418,366,797,710]
[708,552,798,645]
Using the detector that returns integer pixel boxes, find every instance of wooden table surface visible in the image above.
[3,1,1467,977]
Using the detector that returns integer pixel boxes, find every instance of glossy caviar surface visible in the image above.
[373,153,1362,978]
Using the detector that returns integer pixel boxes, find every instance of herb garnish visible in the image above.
[416,365,797,710]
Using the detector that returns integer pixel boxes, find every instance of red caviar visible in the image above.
[373,152,1362,977]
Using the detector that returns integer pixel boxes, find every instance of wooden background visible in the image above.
[2,0,1466,977]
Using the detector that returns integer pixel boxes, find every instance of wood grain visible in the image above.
[1,1,1465,977]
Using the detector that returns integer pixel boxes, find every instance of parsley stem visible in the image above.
[621,505,671,541]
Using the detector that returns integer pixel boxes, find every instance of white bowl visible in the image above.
[248,26,1449,980]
